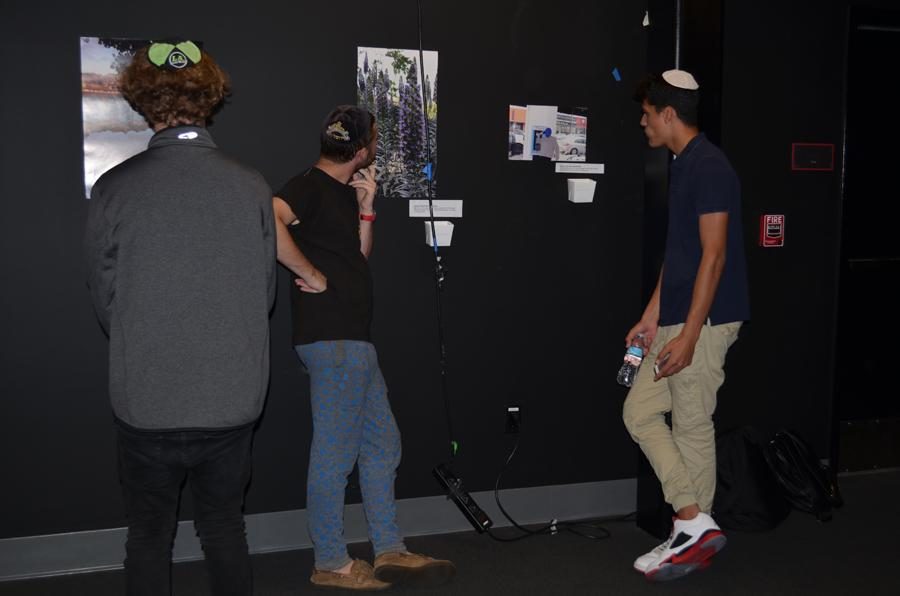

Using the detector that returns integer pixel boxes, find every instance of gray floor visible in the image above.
[2,470,898,595]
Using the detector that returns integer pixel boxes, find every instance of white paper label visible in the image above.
[555,162,605,174]
[409,200,463,218]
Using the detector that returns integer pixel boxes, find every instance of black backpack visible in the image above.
[713,426,792,531]
[764,429,844,522]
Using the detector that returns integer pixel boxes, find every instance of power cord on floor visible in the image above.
[486,435,635,542]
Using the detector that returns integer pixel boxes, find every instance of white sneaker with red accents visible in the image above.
[638,512,725,581]
[633,516,717,574]
[634,540,713,574]
[633,540,669,573]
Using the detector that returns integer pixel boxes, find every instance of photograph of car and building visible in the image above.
[508,104,587,161]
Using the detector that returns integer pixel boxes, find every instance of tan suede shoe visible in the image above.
[373,551,456,587]
[310,559,390,591]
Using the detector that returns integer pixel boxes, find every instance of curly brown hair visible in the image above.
[120,46,231,129]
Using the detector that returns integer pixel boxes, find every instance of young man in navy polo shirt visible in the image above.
[623,70,750,581]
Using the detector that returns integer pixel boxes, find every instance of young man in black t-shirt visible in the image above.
[273,106,455,591]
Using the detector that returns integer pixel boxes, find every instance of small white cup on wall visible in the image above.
[425,221,454,247]
[567,178,596,203]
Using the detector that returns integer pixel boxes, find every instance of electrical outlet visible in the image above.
[505,405,522,434]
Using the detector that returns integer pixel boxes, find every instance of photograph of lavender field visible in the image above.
[357,47,438,199]
[80,36,152,198]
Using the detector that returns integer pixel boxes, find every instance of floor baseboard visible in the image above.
[0,478,635,582]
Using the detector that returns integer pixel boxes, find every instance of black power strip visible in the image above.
[433,463,493,533]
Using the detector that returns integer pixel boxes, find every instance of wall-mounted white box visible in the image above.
[567,178,596,203]
[425,221,454,247]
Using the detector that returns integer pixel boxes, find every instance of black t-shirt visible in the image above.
[661,134,750,326]
[277,167,373,345]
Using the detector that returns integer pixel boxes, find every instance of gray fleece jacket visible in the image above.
[85,126,276,430]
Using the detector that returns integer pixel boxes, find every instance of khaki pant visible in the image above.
[622,321,741,513]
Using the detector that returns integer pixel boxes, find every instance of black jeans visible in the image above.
[116,422,254,596]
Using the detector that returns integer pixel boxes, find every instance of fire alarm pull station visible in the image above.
[760,214,785,247]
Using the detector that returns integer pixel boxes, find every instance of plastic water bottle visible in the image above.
[617,334,645,387]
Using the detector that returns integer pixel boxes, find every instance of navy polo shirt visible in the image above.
[660,133,750,326]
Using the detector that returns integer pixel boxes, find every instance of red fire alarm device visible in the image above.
[760,214,785,247]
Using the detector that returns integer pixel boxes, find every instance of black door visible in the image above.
[835,6,900,471]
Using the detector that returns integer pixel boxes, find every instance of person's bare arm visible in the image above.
[350,166,376,259]
[655,212,728,379]
[272,197,326,293]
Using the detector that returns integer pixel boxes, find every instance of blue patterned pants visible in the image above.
[295,340,405,571]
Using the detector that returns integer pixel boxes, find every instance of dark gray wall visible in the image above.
[3,0,872,542]
[713,0,852,453]
[636,0,855,536]
[0,0,649,538]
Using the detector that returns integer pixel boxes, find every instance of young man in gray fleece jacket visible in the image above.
[84,41,319,596]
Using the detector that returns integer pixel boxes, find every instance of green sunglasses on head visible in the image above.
[147,41,202,70]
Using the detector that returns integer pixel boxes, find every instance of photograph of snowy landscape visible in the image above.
[80,37,151,198]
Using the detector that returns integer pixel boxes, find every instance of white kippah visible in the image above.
[662,69,699,90]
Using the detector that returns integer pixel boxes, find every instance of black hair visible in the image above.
[319,105,377,163]
[633,73,699,127]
